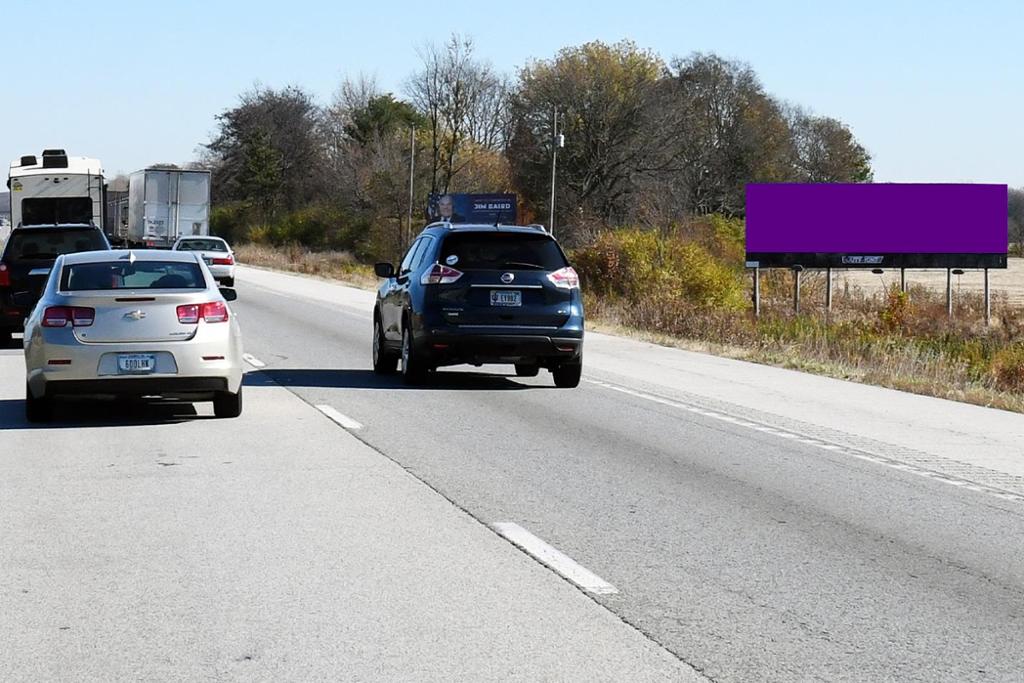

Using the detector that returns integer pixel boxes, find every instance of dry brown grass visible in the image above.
[234,243,377,290]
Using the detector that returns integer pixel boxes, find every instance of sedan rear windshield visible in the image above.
[3,228,108,260]
[439,232,567,271]
[61,261,206,291]
[176,239,228,252]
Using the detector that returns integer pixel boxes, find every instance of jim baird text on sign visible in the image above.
[744,183,1008,269]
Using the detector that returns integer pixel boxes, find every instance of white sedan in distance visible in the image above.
[172,235,236,286]
[22,250,244,422]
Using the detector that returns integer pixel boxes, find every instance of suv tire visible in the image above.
[373,317,398,374]
[401,326,427,385]
[552,362,582,388]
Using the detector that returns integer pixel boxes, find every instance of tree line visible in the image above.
[202,37,875,259]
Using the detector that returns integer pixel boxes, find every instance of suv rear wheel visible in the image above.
[372,317,398,374]
[401,326,427,385]
[552,362,582,388]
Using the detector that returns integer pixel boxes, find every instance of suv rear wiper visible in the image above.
[501,261,545,270]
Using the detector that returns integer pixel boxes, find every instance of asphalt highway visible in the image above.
[4,265,1024,681]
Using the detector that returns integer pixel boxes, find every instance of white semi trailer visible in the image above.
[126,168,211,248]
[7,150,104,229]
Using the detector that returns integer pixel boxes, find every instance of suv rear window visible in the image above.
[21,197,93,225]
[439,232,567,271]
[3,228,108,260]
[61,261,206,291]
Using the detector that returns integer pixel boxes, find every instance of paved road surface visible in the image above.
[4,264,1024,681]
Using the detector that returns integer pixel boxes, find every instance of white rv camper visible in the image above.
[7,150,104,228]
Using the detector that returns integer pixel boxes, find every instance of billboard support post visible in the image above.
[946,269,953,319]
[900,268,907,294]
[753,267,760,318]
[984,268,991,326]
[792,266,803,314]
[826,267,833,312]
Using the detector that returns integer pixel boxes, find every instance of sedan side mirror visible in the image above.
[219,287,238,302]
[374,262,395,278]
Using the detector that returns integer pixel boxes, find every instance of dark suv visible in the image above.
[372,223,584,387]
[0,225,110,344]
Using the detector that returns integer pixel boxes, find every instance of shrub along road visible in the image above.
[4,265,1024,681]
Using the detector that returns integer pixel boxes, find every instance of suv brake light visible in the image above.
[547,266,580,290]
[177,301,229,324]
[43,306,94,327]
[0,264,9,287]
[421,263,463,285]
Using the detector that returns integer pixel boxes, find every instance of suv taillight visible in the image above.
[177,302,229,324]
[0,263,9,287]
[212,256,234,265]
[421,263,463,285]
[547,266,580,290]
[43,306,94,327]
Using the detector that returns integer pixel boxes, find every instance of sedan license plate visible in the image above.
[118,353,156,374]
[490,290,522,307]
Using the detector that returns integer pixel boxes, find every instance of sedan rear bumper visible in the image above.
[40,376,228,398]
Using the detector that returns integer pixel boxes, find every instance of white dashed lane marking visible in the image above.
[242,353,266,368]
[316,404,363,430]
[493,523,618,595]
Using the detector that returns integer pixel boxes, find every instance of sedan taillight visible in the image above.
[177,302,229,324]
[421,264,463,285]
[547,266,580,290]
[43,306,95,327]
[212,256,234,265]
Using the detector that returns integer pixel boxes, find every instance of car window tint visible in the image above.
[62,261,206,290]
[411,236,435,271]
[400,239,424,274]
[4,229,108,260]
[177,239,227,252]
[439,233,567,271]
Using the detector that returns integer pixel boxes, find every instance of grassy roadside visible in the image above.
[236,242,1024,414]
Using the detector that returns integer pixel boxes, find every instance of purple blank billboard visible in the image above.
[745,184,1008,269]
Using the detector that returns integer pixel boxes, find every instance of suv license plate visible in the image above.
[118,353,156,374]
[490,290,522,307]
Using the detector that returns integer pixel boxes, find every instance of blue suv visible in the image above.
[372,223,584,387]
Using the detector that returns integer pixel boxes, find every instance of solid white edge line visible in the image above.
[315,404,363,430]
[584,378,1024,503]
[493,522,618,595]
[242,353,266,368]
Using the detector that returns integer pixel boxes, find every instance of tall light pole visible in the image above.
[549,109,564,235]
[406,125,415,251]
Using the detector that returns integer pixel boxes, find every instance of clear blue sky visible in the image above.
[1,0,1020,186]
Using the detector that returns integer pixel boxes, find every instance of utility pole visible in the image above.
[549,109,564,235]
[407,125,415,251]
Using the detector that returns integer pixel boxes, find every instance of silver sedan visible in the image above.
[23,249,244,422]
